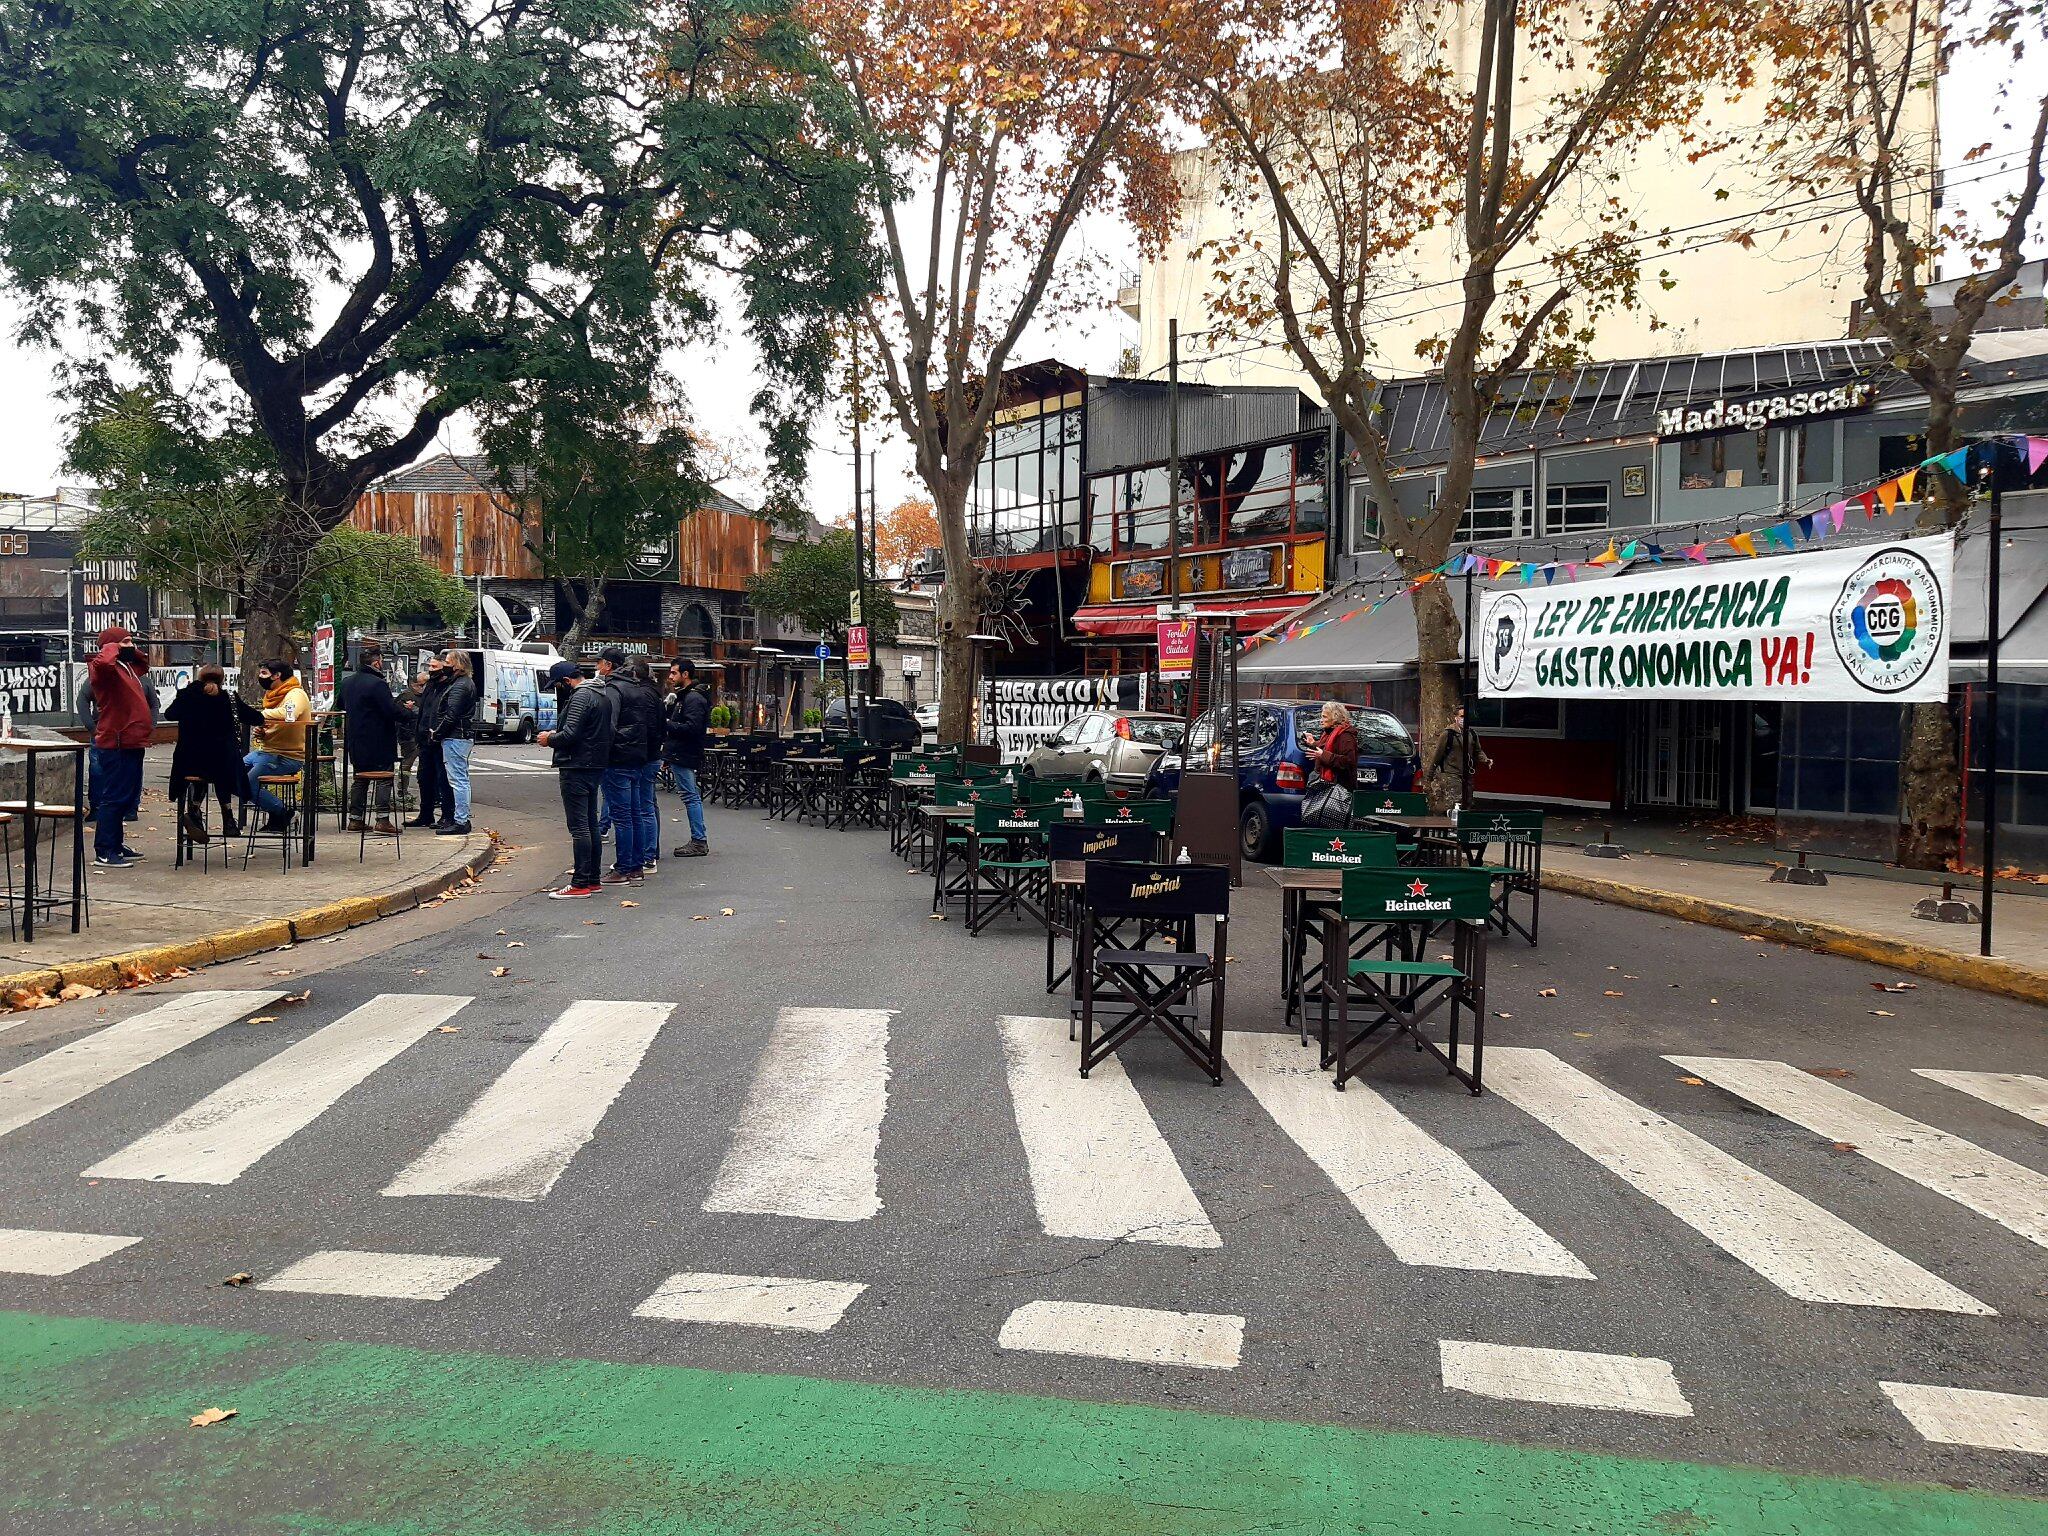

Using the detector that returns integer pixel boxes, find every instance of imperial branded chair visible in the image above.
[1044,821,1158,998]
[1318,865,1492,1095]
[1076,860,1231,1086]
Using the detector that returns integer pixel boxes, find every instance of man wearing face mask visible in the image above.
[407,656,451,828]
[86,625,154,868]
[242,658,312,833]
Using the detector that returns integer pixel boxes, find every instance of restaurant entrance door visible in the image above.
[1623,699,1728,810]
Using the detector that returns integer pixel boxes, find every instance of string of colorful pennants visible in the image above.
[1248,432,2048,652]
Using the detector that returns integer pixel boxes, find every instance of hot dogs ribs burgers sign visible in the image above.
[1479,532,1952,702]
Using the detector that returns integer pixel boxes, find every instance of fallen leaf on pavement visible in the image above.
[411,969,428,976]
[620,900,639,908]
[437,1025,460,1033]
[1622,974,1639,980]
[490,966,510,978]
[1830,1141,1859,1154]
[1805,1067,1856,1078]
[267,969,295,977]
[691,914,708,922]
[1538,988,1557,997]
[1677,1076,1704,1085]
[1869,1009,1895,1017]
[1492,1011,1512,1019]
[1572,1030,1593,1038]
[222,1272,252,1287]
[1870,981,1918,993]
[1741,933,1767,942]
[57,983,102,1001]
[1603,989,1624,997]
[280,991,310,1006]
[244,1016,277,1026]
[4,987,57,1010]
[495,930,508,936]
[188,1408,236,1428]
[929,912,947,921]
[1709,997,1719,1004]
[720,908,736,917]
[506,941,525,949]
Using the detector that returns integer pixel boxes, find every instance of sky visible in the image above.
[0,41,2038,521]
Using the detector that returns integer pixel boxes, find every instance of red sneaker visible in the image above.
[547,883,602,899]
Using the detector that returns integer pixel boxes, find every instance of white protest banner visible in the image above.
[1478,532,1952,703]
[982,675,1150,762]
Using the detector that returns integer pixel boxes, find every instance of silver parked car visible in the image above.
[1025,709,1184,785]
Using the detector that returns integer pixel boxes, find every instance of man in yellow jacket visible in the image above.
[243,657,311,831]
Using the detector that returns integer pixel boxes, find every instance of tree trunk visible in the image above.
[1409,571,1466,810]
[558,576,606,662]
[240,540,319,704]
[1896,388,1965,869]
[933,479,979,747]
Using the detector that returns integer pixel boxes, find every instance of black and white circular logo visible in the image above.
[1479,593,1529,693]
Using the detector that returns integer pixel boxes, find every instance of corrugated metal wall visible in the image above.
[1084,378,1317,474]
[677,506,773,591]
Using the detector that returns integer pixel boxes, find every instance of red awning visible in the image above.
[1070,594,1313,638]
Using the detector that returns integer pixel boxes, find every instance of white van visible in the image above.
[448,647,561,742]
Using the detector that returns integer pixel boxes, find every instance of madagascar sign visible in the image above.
[1478,533,1951,703]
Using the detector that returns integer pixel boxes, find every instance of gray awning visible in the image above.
[1951,492,2048,646]
[1240,577,1422,682]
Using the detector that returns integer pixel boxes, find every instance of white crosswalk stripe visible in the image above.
[0,1228,141,1275]
[999,1014,1219,1248]
[998,1299,1244,1370]
[1439,1340,1693,1418]
[634,1272,868,1333]
[1469,1046,1990,1314]
[1232,1031,1590,1277]
[84,994,472,1185]
[704,1007,892,1223]
[383,999,672,1201]
[258,1249,499,1301]
[1880,1382,2048,1456]
[1913,1069,2048,1130]
[1669,1056,2048,1252]
[0,991,282,1141]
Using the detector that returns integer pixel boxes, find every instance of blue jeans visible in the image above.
[244,750,301,815]
[442,737,472,824]
[637,760,661,861]
[601,765,647,872]
[89,746,143,859]
[673,764,707,845]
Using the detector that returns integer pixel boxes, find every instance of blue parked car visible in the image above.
[1144,701,1420,862]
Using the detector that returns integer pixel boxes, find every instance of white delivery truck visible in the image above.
[455,646,561,742]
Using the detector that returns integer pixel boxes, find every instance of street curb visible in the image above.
[0,835,499,1002]
[1544,868,2048,1009]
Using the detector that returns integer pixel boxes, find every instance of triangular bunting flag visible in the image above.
[1934,446,1970,483]
[1829,502,1847,533]
[1775,521,1798,548]
[1521,564,1538,585]
[1618,540,1641,561]
[1857,490,1877,517]
[1897,468,1917,503]
[1876,480,1899,513]
[1588,540,1621,567]
[1797,515,1815,541]
[1644,544,1665,563]
[1730,532,1758,557]
[1565,563,1582,580]
[1684,543,1709,563]
[1542,565,1557,584]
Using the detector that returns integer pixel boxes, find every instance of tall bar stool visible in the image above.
[174,775,228,871]
[0,798,85,934]
[0,810,17,940]
[353,771,402,862]
[242,775,304,871]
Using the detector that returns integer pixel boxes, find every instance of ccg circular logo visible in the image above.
[1479,593,1529,693]
[1830,546,1944,694]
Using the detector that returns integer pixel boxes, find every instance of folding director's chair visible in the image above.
[1076,860,1231,1085]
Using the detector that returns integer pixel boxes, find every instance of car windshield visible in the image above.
[1126,717,1181,747]
[1292,706,1414,757]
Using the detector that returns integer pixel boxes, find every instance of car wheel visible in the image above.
[1085,765,1103,783]
[519,718,538,745]
[1239,798,1274,862]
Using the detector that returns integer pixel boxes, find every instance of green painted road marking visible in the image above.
[1,1310,2041,1534]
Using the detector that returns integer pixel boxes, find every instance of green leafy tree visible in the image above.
[296,527,472,635]
[477,374,710,659]
[745,527,899,644]
[0,0,870,674]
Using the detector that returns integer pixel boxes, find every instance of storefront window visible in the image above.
[1544,482,1610,535]
[1462,487,1526,541]
[1095,437,1328,556]
[968,401,1083,556]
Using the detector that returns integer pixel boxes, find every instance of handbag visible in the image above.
[1300,778,1353,829]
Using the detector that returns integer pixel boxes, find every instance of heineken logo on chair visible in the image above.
[1386,877,1454,915]
[1311,837,1364,867]
[1342,866,1492,922]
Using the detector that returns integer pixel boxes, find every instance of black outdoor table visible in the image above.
[0,738,87,941]
[888,773,936,859]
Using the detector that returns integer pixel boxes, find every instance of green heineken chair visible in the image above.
[1456,809,1546,944]
[930,779,1006,910]
[1319,866,1492,1095]
[1278,828,1398,1043]
[967,801,1054,935]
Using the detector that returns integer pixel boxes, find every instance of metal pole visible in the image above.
[851,334,868,739]
[1461,565,1476,806]
[1980,467,2001,958]
[1167,318,1182,606]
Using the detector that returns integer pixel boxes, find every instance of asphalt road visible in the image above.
[2,742,2043,1531]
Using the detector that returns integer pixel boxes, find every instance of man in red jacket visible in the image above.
[87,625,153,868]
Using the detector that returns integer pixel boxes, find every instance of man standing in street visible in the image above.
[434,649,477,835]
[538,659,612,898]
[395,668,425,811]
[630,658,663,877]
[1421,704,1494,805]
[336,644,403,834]
[665,657,711,858]
[592,646,657,883]
[86,624,153,869]
[407,657,449,828]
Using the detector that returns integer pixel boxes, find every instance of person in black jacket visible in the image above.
[165,665,244,840]
[336,645,404,833]
[593,646,659,882]
[539,659,612,897]
[664,657,711,856]
[408,658,450,828]
[433,650,478,835]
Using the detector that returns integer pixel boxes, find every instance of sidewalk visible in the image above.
[0,746,493,995]
[1544,844,2048,1006]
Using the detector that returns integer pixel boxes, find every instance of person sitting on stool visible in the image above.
[337,644,404,834]
[243,659,311,832]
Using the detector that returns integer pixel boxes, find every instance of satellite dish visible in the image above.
[480,592,538,649]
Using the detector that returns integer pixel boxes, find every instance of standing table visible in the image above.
[1,737,88,941]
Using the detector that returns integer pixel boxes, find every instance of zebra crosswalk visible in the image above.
[2,988,2044,1456]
